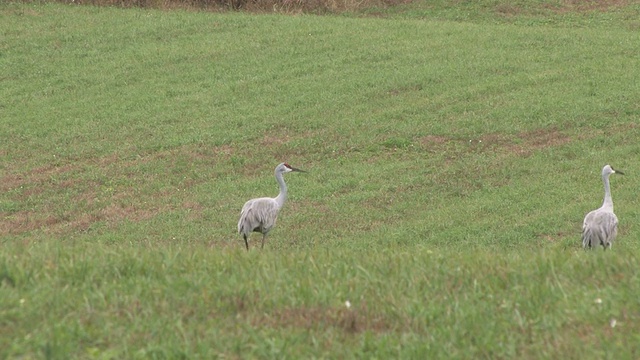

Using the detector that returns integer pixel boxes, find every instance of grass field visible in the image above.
[2,1,640,358]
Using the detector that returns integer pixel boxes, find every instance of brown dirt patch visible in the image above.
[0,163,78,193]
[100,203,158,223]
[11,0,636,16]
[0,211,61,235]
[418,127,571,158]
[537,231,570,243]
[252,304,392,334]
[505,0,635,15]
[223,288,392,334]
[480,127,571,157]
[420,135,449,145]
[261,133,291,147]
[0,144,218,236]
[183,201,205,220]
[556,0,635,13]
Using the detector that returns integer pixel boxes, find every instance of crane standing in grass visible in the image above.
[238,162,305,251]
[582,165,624,250]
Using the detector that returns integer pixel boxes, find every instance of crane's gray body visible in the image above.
[582,165,623,250]
[238,197,281,249]
[237,163,304,250]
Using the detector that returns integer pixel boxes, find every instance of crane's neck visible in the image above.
[602,174,613,210]
[274,170,288,209]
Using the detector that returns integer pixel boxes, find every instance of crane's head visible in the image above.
[603,164,624,177]
[277,162,306,174]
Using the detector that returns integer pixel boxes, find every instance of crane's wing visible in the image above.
[582,209,618,249]
[238,198,280,235]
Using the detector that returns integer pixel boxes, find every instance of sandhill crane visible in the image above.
[582,165,624,250]
[237,162,305,250]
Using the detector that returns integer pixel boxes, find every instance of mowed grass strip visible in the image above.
[2,2,640,358]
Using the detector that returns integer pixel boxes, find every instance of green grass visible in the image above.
[2,1,640,358]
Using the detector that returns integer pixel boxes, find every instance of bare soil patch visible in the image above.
[28,0,412,13]
[0,144,216,236]
[252,304,392,333]
[554,0,635,13]
[1,163,78,194]
[17,0,636,14]
[419,127,571,158]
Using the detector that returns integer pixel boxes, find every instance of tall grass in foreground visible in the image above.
[4,242,640,358]
[2,1,640,358]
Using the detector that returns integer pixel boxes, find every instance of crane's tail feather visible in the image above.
[582,227,613,250]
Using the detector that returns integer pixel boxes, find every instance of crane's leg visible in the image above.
[261,234,266,249]
[243,234,249,251]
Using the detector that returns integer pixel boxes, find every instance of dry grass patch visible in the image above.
[419,127,572,158]
[0,144,223,236]
[478,127,571,157]
[555,0,637,13]
[253,303,392,334]
[25,0,414,13]
[496,0,638,17]
[0,163,78,194]
[24,0,638,14]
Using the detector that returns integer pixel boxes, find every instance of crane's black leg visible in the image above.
[243,235,249,251]
[261,234,266,249]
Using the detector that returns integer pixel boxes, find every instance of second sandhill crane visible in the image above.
[582,164,624,250]
[237,162,305,250]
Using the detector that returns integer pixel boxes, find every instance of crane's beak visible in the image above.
[613,168,624,175]
[290,166,306,173]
